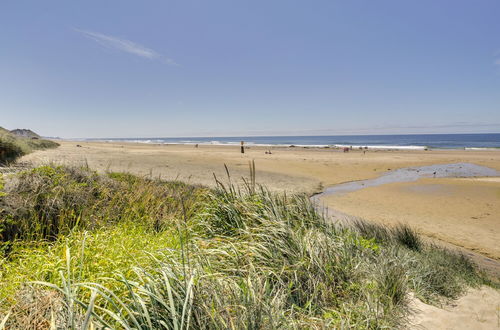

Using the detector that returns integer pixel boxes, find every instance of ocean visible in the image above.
[93,133,500,150]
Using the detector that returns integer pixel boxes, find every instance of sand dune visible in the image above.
[20,140,500,329]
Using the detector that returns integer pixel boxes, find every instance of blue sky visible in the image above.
[1,0,499,138]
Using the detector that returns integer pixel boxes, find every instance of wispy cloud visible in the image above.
[75,28,178,65]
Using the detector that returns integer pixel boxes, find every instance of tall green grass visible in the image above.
[0,165,493,329]
[0,165,205,245]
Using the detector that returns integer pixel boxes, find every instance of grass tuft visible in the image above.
[393,224,422,251]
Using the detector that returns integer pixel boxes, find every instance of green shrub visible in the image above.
[0,135,28,165]
[26,138,60,150]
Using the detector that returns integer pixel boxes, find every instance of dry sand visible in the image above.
[409,286,500,329]
[21,140,500,329]
[21,140,500,192]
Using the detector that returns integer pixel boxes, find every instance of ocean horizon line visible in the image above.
[64,133,500,150]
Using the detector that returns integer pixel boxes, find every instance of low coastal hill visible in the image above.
[0,126,59,165]
[9,128,40,139]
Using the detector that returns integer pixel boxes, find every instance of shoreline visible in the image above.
[56,132,500,151]
[81,139,431,150]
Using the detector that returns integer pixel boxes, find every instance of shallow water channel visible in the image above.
[313,162,500,201]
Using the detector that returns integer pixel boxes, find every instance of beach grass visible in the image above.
[0,127,59,165]
[0,164,494,329]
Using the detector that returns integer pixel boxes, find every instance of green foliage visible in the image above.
[380,264,408,307]
[0,166,492,329]
[25,138,59,150]
[0,133,27,165]
[0,165,206,243]
[0,223,180,310]
[356,236,380,252]
[0,174,5,198]
[408,246,483,301]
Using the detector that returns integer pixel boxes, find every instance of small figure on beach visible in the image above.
[343,147,349,153]
[195,144,198,148]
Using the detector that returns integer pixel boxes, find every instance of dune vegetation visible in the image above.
[0,127,59,165]
[0,164,494,329]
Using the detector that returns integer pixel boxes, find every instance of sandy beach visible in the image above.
[22,140,500,259]
[23,140,500,188]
